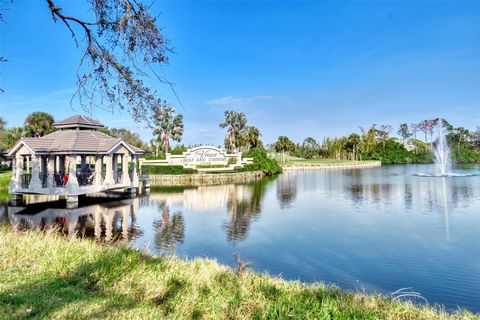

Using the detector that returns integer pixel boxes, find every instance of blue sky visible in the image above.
[1,1,479,146]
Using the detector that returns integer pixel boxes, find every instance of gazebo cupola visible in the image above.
[53,115,105,130]
[8,114,144,203]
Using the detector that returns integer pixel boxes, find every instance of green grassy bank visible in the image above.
[0,170,11,201]
[0,229,475,320]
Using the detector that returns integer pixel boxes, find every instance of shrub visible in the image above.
[144,152,166,160]
[196,164,226,169]
[364,139,435,165]
[170,145,188,155]
[141,165,197,175]
[451,147,480,163]
[242,148,282,176]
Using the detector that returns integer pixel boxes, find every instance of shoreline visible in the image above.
[281,160,382,171]
[146,161,382,187]
[147,170,265,187]
[0,228,475,319]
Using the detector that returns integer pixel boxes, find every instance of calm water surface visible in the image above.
[2,164,479,312]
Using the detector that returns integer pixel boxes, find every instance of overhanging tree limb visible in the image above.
[44,0,172,123]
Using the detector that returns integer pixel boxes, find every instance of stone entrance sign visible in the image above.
[139,146,253,172]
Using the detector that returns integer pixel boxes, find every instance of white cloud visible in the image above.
[205,95,272,107]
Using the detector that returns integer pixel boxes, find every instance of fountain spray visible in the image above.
[433,120,451,176]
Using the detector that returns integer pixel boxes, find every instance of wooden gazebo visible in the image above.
[7,115,144,203]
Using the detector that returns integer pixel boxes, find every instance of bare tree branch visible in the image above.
[44,0,172,123]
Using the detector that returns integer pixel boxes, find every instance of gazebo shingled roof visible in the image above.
[53,115,104,129]
[8,115,144,156]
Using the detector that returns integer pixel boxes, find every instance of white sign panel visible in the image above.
[169,147,231,166]
[139,146,253,172]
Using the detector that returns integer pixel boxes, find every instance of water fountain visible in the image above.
[432,121,451,176]
[416,119,477,177]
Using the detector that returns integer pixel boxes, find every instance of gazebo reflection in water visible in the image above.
[4,196,148,243]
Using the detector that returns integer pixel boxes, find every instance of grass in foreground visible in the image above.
[0,229,476,320]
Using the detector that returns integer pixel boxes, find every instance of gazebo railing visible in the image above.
[53,173,67,187]
[20,174,32,189]
[77,172,95,186]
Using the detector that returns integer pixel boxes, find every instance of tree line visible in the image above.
[270,119,480,164]
[2,111,479,165]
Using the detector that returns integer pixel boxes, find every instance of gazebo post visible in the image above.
[112,154,118,182]
[30,155,41,190]
[47,156,54,188]
[68,155,79,187]
[9,157,17,190]
[132,155,139,186]
[122,154,131,185]
[15,154,22,187]
[66,155,79,204]
[104,155,114,185]
[95,156,103,186]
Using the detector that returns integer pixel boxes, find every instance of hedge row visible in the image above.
[141,165,197,175]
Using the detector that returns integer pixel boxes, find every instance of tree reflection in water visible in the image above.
[148,178,275,244]
[225,177,274,242]
[276,173,297,209]
[153,204,185,253]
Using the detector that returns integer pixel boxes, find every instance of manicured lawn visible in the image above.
[0,228,474,319]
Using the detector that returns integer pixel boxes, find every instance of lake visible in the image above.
[2,164,479,312]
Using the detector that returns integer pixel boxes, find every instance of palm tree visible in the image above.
[219,111,247,152]
[24,112,55,137]
[274,136,294,163]
[397,123,411,144]
[243,126,262,150]
[346,133,361,161]
[152,104,184,155]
